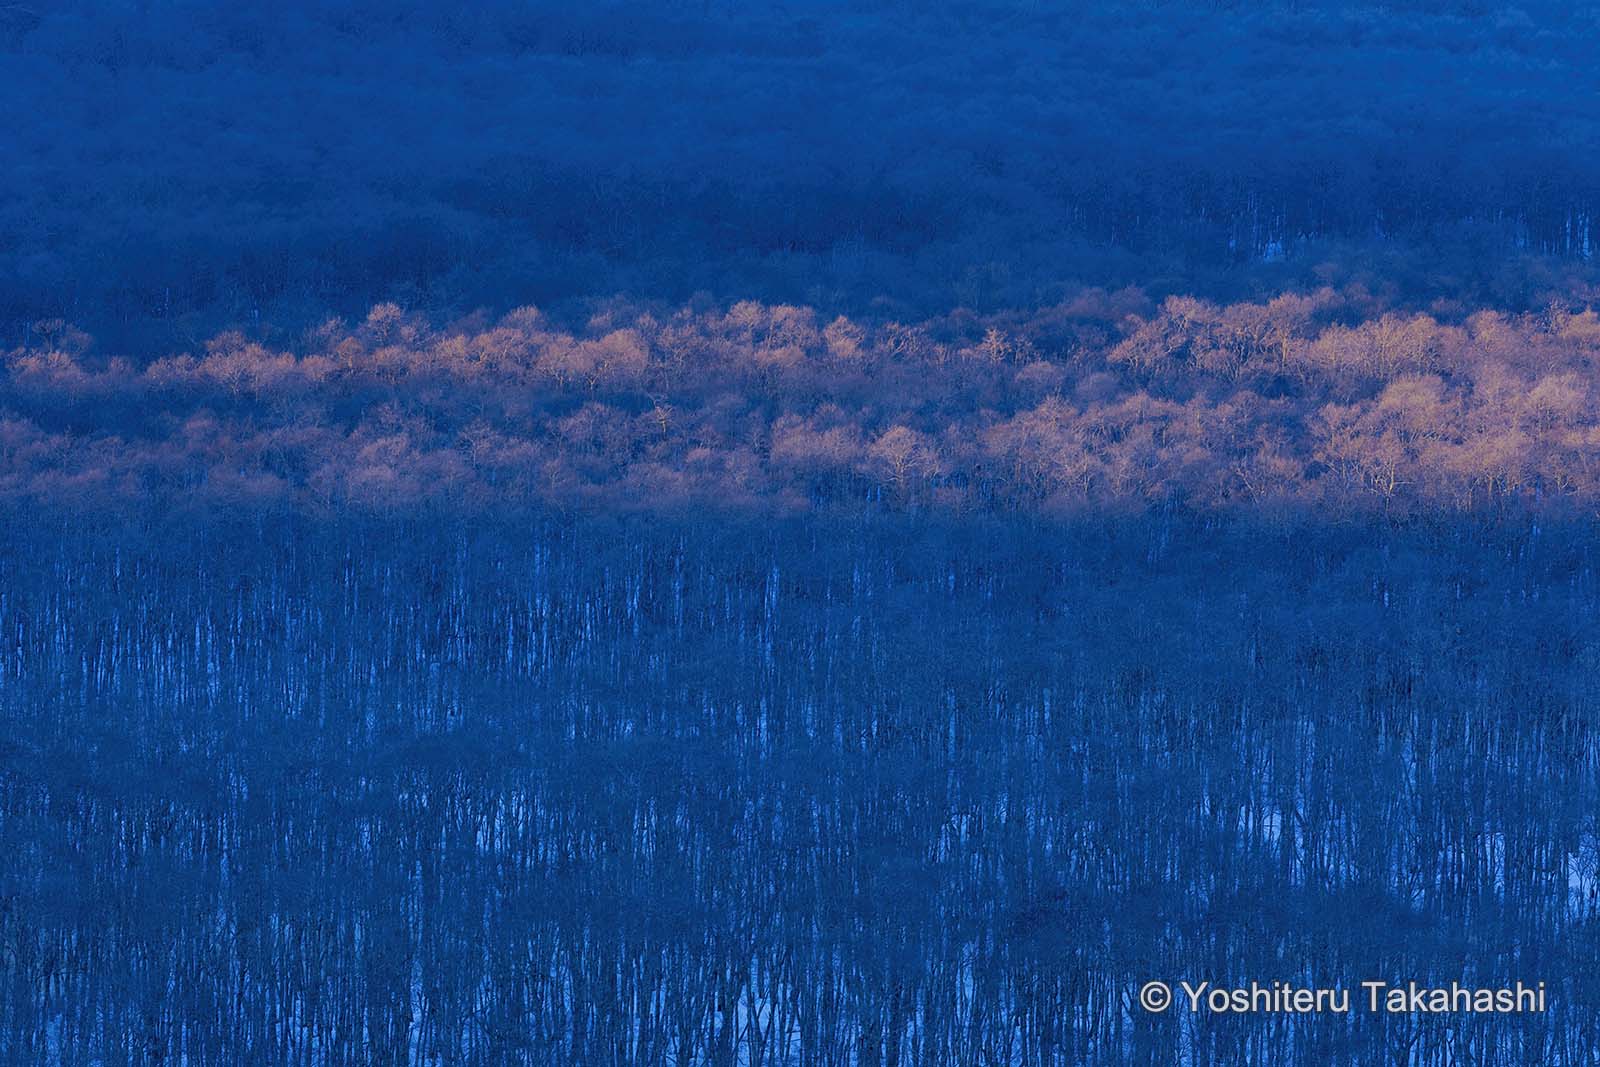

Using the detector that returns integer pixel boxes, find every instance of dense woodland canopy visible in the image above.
[8,289,1600,516]
[4,1,1600,352]
[6,2,1600,1064]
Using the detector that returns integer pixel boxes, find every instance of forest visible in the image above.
[4,1,1600,353]
[1,516,1598,1066]
[5,1,1600,1064]
[6,289,1600,516]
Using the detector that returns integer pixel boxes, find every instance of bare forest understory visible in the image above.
[0,517,1597,1065]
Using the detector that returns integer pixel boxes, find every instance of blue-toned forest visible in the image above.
[3,2,1600,1065]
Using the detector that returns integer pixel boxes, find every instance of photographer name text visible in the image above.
[1138,980,1547,1015]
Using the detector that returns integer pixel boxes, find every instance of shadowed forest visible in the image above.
[5,1,1600,353]
[2,518,1598,1066]
[4,1,1600,1065]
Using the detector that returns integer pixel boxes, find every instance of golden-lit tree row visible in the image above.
[7,289,1600,514]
